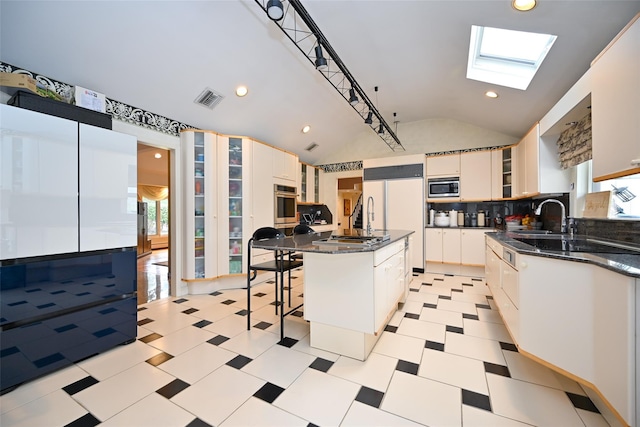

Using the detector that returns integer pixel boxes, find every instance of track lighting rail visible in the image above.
[254,0,404,152]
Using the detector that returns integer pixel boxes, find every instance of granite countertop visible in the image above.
[426,226,496,230]
[251,230,414,254]
[487,231,640,278]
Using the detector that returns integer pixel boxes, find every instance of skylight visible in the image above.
[467,25,557,90]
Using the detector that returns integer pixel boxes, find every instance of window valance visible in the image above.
[557,112,592,169]
[138,185,168,201]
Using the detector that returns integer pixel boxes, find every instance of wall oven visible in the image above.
[427,177,460,198]
[274,184,297,226]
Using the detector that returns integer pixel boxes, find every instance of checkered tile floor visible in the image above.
[0,271,609,426]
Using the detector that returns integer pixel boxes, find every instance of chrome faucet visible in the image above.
[366,196,375,234]
[535,199,568,233]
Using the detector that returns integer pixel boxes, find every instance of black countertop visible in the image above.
[251,230,414,254]
[487,231,640,278]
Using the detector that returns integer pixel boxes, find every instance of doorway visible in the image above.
[337,177,363,229]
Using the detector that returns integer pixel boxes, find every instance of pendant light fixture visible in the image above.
[349,88,359,106]
[378,124,384,135]
[314,45,328,70]
[364,111,373,125]
[266,0,284,20]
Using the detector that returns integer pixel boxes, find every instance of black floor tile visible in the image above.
[193,320,213,328]
[235,309,249,316]
[186,418,213,427]
[227,355,252,369]
[137,318,154,326]
[309,357,334,373]
[146,352,173,367]
[307,423,320,427]
[137,306,148,312]
[209,291,222,296]
[451,289,463,293]
[156,379,190,399]
[254,321,272,330]
[463,313,479,320]
[64,413,100,427]
[355,386,385,408]
[423,303,438,309]
[279,337,299,348]
[462,282,473,287]
[486,295,494,300]
[422,282,432,286]
[384,325,398,333]
[173,298,189,304]
[475,303,492,310]
[409,288,419,292]
[404,312,420,319]
[425,341,445,351]
[462,389,492,411]
[484,361,511,377]
[139,332,163,343]
[433,277,444,281]
[471,277,483,281]
[499,342,519,352]
[566,392,600,413]
[446,325,464,334]
[63,376,99,395]
[292,310,304,317]
[444,274,454,277]
[439,295,452,300]
[208,335,230,346]
[396,359,419,375]
[254,382,285,403]
[254,292,267,297]
[221,299,236,305]
[182,307,199,315]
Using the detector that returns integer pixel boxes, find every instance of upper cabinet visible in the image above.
[426,153,460,176]
[460,150,492,201]
[514,124,539,198]
[272,148,298,182]
[491,146,516,200]
[299,162,324,203]
[591,14,640,181]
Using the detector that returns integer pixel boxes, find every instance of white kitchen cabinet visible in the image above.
[425,228,460,263]
[514,125,539,198]
[491,146,516,200]
[272,147,298,182]
[252,141,275,232]
[460,150,492,201]
[591,14,640,181]
[300,163,323,203]
[79,124,137,252]
[460,229,486,265]
[426,153,460,176]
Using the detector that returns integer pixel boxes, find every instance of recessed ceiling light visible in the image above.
[235,86,248,97]
[485,91,499,98]
[154,153,162,159]
[302,125,311,133]
[512,0,537,11]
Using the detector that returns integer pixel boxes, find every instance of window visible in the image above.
[143,197,169,235]
[467,25,557,90]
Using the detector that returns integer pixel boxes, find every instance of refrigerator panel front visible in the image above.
[386,179,425,272]
[79,124,137,251]
[0,105,79,260]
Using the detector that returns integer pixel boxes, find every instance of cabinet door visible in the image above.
[523,124,539,197]
[79,124,137,251]
[273,149,297,181]
[0,105,78,259]
[500,260,519,342]
[591,16,640,181]
[442,229,461,263]
[461,229,486,266]
[491,150,503,200]
[426,154,460,176]
[460,151,492,201]
[485,243,501,292]
[425,228,443,262]
[252,141,274,231]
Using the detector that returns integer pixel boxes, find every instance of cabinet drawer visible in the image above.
[502,262,519,309]
[374,241,404,266]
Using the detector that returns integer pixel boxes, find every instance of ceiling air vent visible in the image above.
[305,143,319,152]
[194,87,224,109]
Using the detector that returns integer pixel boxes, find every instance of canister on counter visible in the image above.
[471,212,478,227]
[477,211,485,227]
[457,211,465,227]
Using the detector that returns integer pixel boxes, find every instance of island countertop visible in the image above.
[251,229,414,254]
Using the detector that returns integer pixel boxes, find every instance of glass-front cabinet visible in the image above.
[227,137,244,274]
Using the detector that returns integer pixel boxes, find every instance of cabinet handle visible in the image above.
[520,261,527,269]
[632,159,640,166]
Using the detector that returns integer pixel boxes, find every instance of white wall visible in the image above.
[316,118,518,165]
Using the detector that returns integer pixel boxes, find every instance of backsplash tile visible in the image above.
[576,218,640,245]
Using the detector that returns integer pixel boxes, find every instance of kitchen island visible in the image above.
[251,229,413,360]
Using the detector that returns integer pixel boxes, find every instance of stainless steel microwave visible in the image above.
[427,177,460,198]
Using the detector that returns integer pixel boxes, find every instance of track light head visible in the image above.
[349,88,359,106]
[314,45,328,70]
[364,111,373,125]
[266,0,284,20]
[378,124,384,135]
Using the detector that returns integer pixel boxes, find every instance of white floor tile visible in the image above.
[419,306,463,328]
[195,302,243,323]
[219,396,308,426]
[73,362,175,421]
[381,371,462,426]
[477,308,505,324]
[0,365,88,414]
[371,331,425,364]
[502,350,565,390]
[242,344,316,388]
[341,401,424,427]
[77,340,162,381]
[576,408,611,427]
[444,331,506,365]
[437,298,478,315]
[171,365,264,426]
[462,404,532,426]
[265,317,310,340]
[157,342,237,384]
[219,328,280,359]
[204,312,252,338]
[140,311,200,336]
[0,390,87,427]
[451,291,490,304]
[291,334,341,362]
[387,310,405,327]
[405,290,439,305]
[274,368,360,426]
[99,392,195,427]
[328,352,397,392]
[463,318,513,343]
[553,371,587,395]
[396,317,446,343]
[418,348,488,395]
[147,324,215,356]
[399,299,424,315]
[487,373,584,426]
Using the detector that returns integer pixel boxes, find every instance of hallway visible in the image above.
[137,249,170,305]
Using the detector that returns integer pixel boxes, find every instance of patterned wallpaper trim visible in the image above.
[0,62,197,136]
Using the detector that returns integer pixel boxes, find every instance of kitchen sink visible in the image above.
[314,236,384,246]
[512,236,640,254]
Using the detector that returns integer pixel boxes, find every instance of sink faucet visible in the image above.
[366,196,375,234]
[535,199,568,233]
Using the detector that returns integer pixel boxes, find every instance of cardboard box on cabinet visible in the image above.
[0,73,38,95]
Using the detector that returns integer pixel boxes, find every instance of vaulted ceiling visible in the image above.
[1,1,639,164]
